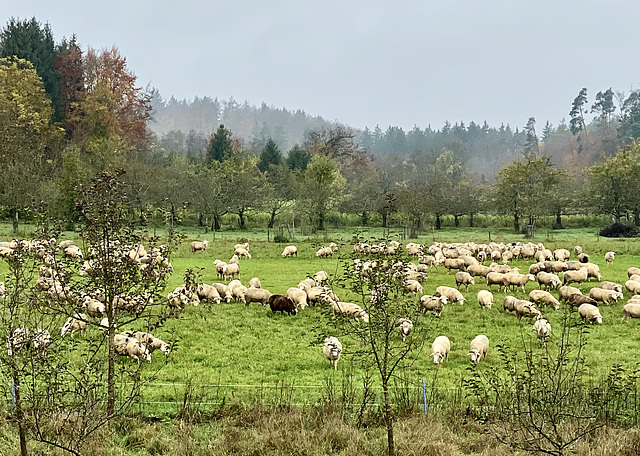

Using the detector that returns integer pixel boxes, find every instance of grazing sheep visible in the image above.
[84,296,106,318]
[61,313,88,337]
[330,300,369,322]
[314,270,329,286]
[559,285,582,302]
[628,267,640,278]
[567,293,598,308]
[529,289,560,310]
[583,263,601,281]
[234,248,251,259]
[435,286,465,305]
[268,294,298,315]
[467,264,493,278]
[190,240,209,253]
[605,251,615,265]
[228,255,240,265]
[405,242,423,256]
[514,300,541,321]
[574,245,583,257]
[227,279,245,300]
[212,283,233,303]
[398,318,414,342]
[626,280,640,295]
[553,249,571,262]
[213,260,227,279]
[431,336,451,365]
[306,286,338,306]
[242,287,272,307]
[455,271,475,291]
[122,330,171,357]
[7,328,30,356]
[281,245,298,257]
[563,268,589,286]
[533,318,552,346]
[578,253,590,263]
[197,283,222,304]
[477,290,493,309]
[443,258,466,273]
[622,303,640,322]
[222,263,240,280]
[503,273,535,293]
[589,287,623,305]
[420,295,448,317]
[316,246,333,258]
[298,278,316,291]
[600,281,623,293]
[536,272,562,290]
[98,317,111,335]
[114,334,151,363]
[405,279,423,294]
[287,287,309,310]
[468,335,489,364]
[486,272,506,290]
[578,303,603,324]
[248,277,261,288]
[323,337,342,370]
[503,295,518,312]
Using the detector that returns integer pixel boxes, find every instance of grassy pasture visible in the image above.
[3,225,640,417]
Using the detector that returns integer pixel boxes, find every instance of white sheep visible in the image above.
[628,267,640,278]
[114,334,151,363]
[536,271,562,290]
[235,248,251,259]
[330,300,369,322]
[213,260,227,279]
[405,279,423,294]
[420,295,448,317]
[529,289,560,310]
[287,287,309,310]
[604,251,615,265]
[601,281,623,293]
[190,240,209,253]
[486,272,506,291]
[298,278,317,291]
[248,277,261,288]
[503,295,518,312]
[455,271,475,291]
[589,287,623,305]
[431,335,451,365]
[514,300,541,321]
[559,285,582,302]
[122,330,171,357]
[281,245,298,257]
[563,268,589,286]
[61,313,88,337]
[622,303,640,322]
[477,290,493,309]
[228,280,247,302]
[578,303,603,324]
[223,263,240,280]
[533,318,551,345]
[242,287,272,307]
[84,296,106,318]
[435,286,465,305]
[625,280,640,295]
[316,246,333,258]
[323,337,342,370]
[197,283,222,304]
[234,242,249,252]
[0,281,7,299]
[468,335,489,364]
[211,282,233,303]
[228,255,240,265]
[314,270,329,286]
[503,273,535,293]
[63,245,84,260]
[398,318,413,342]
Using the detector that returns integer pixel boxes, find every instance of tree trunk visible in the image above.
[381,212,388,228]
[107,309,115,418]
[555,210,564,229]
[435,214,442,230]
[469,212,475,227]
[198,213,204,227]
[317,212,325,231]
[212,214,221,231]
[12,209,19,234]
[267,208,277,229]
[383,381,395,456]
[513,212,519,232]
[238,211,245,228]
[635,208,640,227]
[361,211,369,226]
[454,215,459,228]
[13,375,28,456]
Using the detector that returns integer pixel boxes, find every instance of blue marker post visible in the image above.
[422,378,427,415]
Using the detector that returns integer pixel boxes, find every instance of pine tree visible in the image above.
[206,124,233,164]
[258,138,282,172]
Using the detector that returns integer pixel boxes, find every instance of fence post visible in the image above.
[422,378,427,415]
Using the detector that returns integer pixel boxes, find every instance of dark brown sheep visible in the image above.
[268,294,298,315]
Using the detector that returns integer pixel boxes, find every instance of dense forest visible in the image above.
[3,17,640,236]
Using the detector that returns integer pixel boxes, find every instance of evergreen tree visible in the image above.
[569,88,588,136]
[0,17,62,121]
[258,138,283,172]
[286,144,310,170]
[206,124,233,164]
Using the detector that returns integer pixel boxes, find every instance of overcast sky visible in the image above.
[7,1,640,131]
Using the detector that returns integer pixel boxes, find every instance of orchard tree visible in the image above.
[296,155,346,231]
[587,141,640,223]
[0,57,64,232]
[263,163,296,229]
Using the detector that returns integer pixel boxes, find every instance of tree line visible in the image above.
[3,17,640,235]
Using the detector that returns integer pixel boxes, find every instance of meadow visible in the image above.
[3,223,640,418]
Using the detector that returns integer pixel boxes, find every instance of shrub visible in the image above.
[599,222,638,238]
[273,234,289,243]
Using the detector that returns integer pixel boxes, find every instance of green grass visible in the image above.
[3,226,640,416]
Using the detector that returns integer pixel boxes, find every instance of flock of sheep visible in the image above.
[0,238,172,363]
